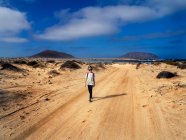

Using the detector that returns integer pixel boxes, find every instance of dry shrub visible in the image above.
[60,61,81,69]
[47,60,55,63]
[164,61,180,66]
[14,60,27,65]
[27,61,45,68]
[164,60,186,69]
[92,63,105,71]
[156,71,177,79]
[72,60,84,65]
[0,63,25,72]
[48,70,60,76]
[152,62,161,66]
[177,63,186,69]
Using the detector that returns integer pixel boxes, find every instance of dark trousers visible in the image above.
[88,85,93,100]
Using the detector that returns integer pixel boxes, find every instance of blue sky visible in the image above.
[0,0,186,58]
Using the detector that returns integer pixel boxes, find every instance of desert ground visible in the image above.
[0,59,186,140]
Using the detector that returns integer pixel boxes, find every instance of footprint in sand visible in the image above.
[82,120,86,123]
[142,105,148,108]
[88,109,92,112]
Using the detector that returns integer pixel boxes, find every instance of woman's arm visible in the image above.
[93,73,95,87]
[85,73,87,87]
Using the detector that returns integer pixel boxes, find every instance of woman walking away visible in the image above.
[85,65,95,102]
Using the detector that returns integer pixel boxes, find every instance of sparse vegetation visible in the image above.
[48,70,60,76]
[156,71,177,79]
[27,61,45,68]
[164,60,186,69]
[136,63,141,69]
[177,63,186,69]
[152,62,161,65]
[47,60,55,63]
[164,60,180,66]
[72,60,84,65]
[60,61,81,69]
[55,61,63,66]
[92,63,105,71]
[14,60,27,65]
[0,63,25,72]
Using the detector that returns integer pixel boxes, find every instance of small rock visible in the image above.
[142,105,148,108]
[45,98,50,101]
[20,115,25,120]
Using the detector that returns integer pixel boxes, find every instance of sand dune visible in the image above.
[0,61,186,140]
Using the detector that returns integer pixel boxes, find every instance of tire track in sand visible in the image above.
[16,67,120,140]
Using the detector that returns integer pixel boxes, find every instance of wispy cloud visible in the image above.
[115,30,186,41]
[0,37,28,43]
[0,6,30,43]
[36,0,186,41]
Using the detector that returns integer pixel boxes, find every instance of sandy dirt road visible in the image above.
[13,64,186,140]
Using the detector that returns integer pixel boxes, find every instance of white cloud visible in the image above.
[36,18,118,41]
[0,6,30,34]
[0,6,30,43]
[36,6,158,41]
[36,0,186,41]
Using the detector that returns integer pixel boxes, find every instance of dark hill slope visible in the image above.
[31,50,74,58]
[120,52,158,60]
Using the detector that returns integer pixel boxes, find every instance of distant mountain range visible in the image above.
[120,52,159,60]
[30,50,158,59]
[30,50,75,58]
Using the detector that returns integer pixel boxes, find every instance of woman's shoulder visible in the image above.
[86,71,95,75]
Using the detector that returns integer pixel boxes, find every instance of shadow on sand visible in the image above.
[92,93,127,102]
